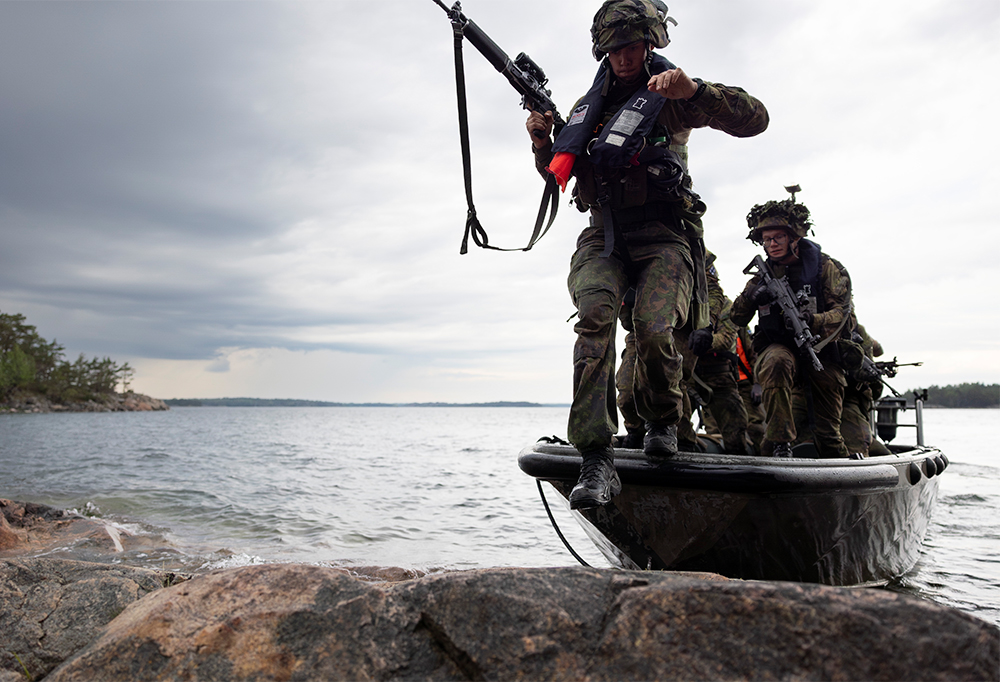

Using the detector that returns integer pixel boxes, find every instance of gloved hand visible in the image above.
[784,307,813,332]
[750,383,763,406]
[750,283,774,306]
[797,309,815,330]
[687,327,714,356]
[857,356,882,383]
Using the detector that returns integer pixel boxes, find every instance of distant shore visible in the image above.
[164,398,570,408]
[0,391,169,414]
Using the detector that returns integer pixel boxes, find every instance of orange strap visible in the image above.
[737,336,752,382]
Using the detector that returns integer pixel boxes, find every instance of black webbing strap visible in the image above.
[450,19,559,255]
[599,200,616,258]
[536,480,593,568]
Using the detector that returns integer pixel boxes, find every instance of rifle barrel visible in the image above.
[461,19,513,74]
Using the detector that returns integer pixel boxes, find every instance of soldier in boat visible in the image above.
[839,324,892,456]
[525,0,768,507]
[616,251,752,456]
[734,324,766,451]
[730,191,854,458]
[676,251,752,455]
[788,255,890,458]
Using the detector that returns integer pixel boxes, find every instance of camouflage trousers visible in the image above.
[678,354,750,455]
[738,378,767,452]
[755,342,849,459]
[839,384,892,456]
[615,330,642,435]
[568,223,693,451]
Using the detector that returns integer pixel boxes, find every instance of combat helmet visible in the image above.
[591,0,676,60]
[746,185,814,244]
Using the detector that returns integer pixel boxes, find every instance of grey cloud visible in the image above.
[1,0,996,398]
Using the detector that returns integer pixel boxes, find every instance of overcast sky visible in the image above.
[1,0,997,403]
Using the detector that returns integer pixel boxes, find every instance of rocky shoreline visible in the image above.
[0,391,168,414]
[2,500,998,681]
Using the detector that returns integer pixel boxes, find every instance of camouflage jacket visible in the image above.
[711,297,739,355]
[705,258,738,355]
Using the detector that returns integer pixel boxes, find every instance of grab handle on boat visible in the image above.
[915,396,925,446]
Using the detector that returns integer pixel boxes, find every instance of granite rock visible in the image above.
[40,563,1000,682]
[0,558,179,681]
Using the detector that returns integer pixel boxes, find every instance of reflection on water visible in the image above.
[1,406,997,625]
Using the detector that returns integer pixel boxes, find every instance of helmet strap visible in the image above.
[789,237,801,261]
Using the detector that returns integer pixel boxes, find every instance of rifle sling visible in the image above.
[451,20,558,255]
[812,302,853,353]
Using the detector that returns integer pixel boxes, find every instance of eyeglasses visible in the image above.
[762,235,788,245]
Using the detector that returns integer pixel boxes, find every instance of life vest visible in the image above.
[549,53,708,330]
[547,53,679,190]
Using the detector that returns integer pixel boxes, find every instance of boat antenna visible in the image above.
[784,184,801,203]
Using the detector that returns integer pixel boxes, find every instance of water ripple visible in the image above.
[2,406,998,625]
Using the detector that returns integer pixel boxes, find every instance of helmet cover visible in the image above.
[591,0,673,60]
[746,198,813,243]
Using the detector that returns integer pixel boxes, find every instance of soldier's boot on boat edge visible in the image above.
[613,426,645,450]
[644,422,678,458]
[569,446,621,510]
[771,441,794,458]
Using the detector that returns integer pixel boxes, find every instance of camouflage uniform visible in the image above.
[618,279,751,453]
[535,73,767,453]
[731,240,852,458]
[783,260,887,458]
[735,328,766,451]
[840,324,892,456]
[690,298,750,454]
[615,294,643,444]
[674,258,749,454]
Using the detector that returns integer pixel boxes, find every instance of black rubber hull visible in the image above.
[518,444,945,585]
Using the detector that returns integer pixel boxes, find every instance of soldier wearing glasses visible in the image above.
[730,192,853,459]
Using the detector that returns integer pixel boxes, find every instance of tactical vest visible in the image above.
[752,239,827,354]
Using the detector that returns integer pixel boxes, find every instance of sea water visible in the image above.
[1,406,997,626]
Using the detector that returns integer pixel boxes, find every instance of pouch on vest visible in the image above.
[637,144,685,197]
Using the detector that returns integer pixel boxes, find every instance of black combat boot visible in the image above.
[569,446,621,510]
[644,421,678,458]
[772,442,794,458]
[621,426,645,450]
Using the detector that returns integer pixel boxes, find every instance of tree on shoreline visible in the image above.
[918,383,1000,409]
[0,311,133,402]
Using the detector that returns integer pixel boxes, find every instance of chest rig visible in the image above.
[552,54,688,257]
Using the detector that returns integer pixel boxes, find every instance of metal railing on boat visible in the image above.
[873,391,927,446]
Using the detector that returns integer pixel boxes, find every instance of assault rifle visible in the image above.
[874,357,923,379]
[743,255,824,372]
[857,356,922,397]
[431,0,566,254]
[431,0,566,137]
